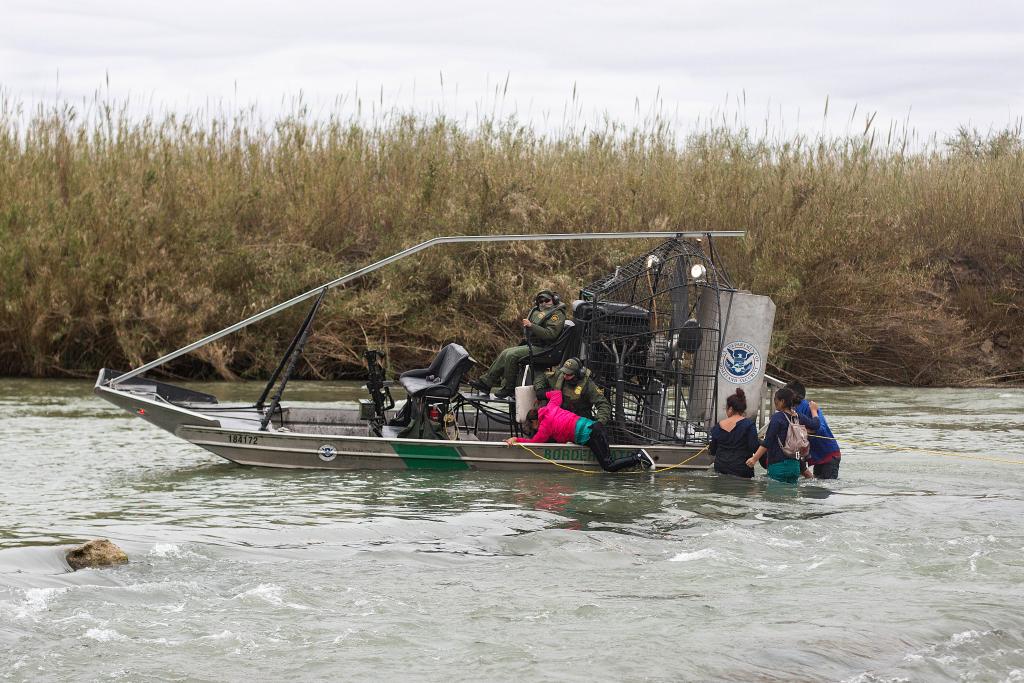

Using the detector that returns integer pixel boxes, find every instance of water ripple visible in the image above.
[1,380,1023,680]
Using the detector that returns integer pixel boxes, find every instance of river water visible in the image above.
[1,379,1022,682]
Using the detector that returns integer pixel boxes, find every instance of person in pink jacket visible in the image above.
[505,391,656,472]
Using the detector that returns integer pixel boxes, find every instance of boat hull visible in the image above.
[95,368,712,473]
[176,425,711,472]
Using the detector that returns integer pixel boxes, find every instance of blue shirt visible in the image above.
[795,399,841,464]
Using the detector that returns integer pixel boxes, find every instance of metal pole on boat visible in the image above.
[108,231,744,386]
[256,288,328,410]
[259,287,328,431]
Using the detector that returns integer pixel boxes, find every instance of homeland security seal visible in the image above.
[318,445,338,462]
[720,341,761,384]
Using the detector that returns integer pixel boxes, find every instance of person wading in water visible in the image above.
[709,388,760,478]
[787,381,842,479]
[747,386,820,483]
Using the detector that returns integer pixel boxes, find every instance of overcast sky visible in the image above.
[2,0,1023,139]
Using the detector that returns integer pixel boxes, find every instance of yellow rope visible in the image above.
[514,443,601,474]
[655,445,711,472]
[807,433,1023,465]
[513,442,710,474]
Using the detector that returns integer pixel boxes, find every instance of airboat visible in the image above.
[95,232,780,472]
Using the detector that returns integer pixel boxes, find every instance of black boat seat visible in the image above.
[517,320,582,370]
[676,318,702,354]
[572,300,651,335]
[398,343,473,399]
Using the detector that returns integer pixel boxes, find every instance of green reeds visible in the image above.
[1,95,1021,385]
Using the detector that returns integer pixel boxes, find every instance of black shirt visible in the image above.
[709,417,760,478]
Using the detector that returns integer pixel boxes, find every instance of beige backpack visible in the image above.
[779,413,810,459]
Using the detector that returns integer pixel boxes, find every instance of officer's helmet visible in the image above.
[535,290,559,307]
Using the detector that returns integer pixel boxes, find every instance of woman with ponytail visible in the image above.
[709,388,760,478]
[747,387,821,483]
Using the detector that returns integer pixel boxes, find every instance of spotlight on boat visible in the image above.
[690,263,707,280]
[645,254,662,270]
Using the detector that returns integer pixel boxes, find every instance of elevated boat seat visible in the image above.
[398,343,473,399]
[517,319,582,371]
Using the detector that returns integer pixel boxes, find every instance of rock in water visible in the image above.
[65,539,128,570]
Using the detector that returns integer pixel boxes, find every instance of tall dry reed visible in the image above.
[1,96,1021,385]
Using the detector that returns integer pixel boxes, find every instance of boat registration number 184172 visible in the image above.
[228,434,259,445]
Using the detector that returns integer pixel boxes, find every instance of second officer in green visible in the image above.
[533,357,612,424]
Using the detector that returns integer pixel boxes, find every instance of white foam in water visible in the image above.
[232,582,310,611]
[84,628,128,642]
[842,672,911,683]
[523,610,552,621]
[14,587,69,619]
[149,543,183,558]
[201,630,235,641]
[147,544,202,560]
[669,548,717,562]
[947,535,997,547]
[126,580,202,594]
[949,629,986,646]
[968,550,983,572]
[155,602,186,613]
[331,628,357,644]
[899,628,994,670]
[235,583,285,605]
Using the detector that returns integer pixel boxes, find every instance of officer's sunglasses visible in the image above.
[537,297,552,304]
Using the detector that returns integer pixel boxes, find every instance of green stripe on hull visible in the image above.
[390,442,469,470]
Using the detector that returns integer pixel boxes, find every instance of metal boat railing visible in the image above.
[107,231,743,387]
[757,373,788,431]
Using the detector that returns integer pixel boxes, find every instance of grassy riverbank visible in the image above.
[1,99,1022,385]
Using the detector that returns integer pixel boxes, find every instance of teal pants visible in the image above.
[480,345,531,391]
[767,458,802,484]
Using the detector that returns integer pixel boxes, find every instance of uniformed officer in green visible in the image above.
[469,290,568,398]
[533,357,612,424]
